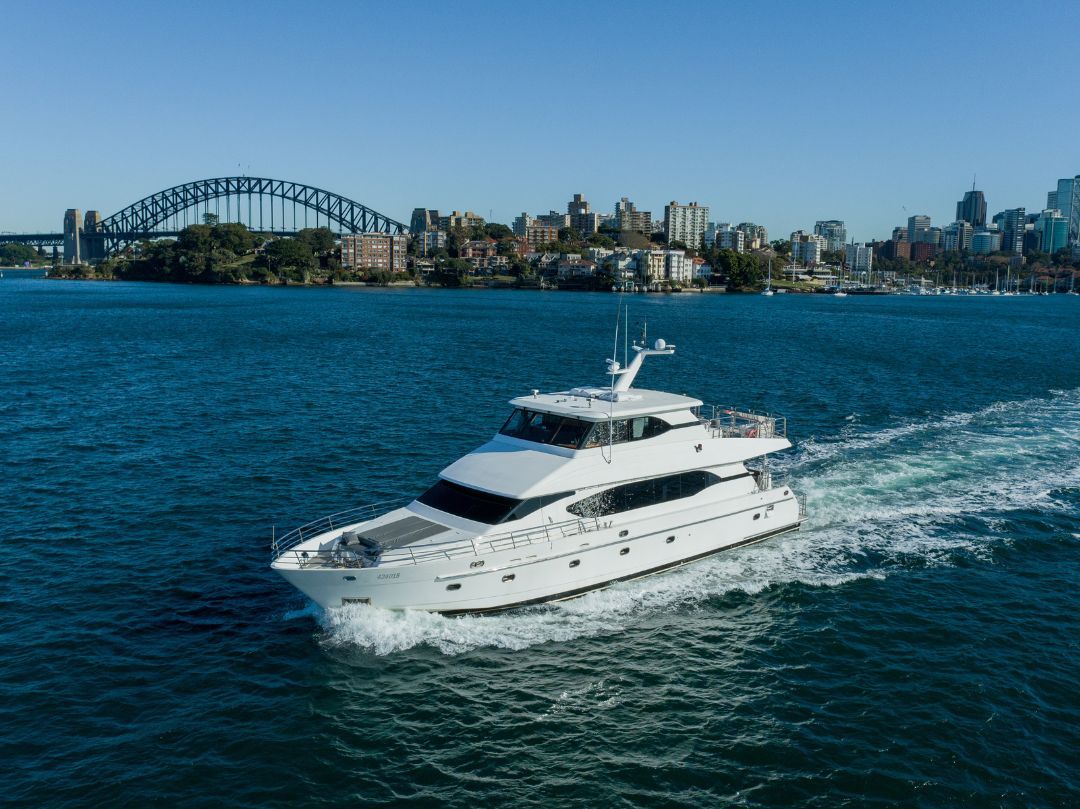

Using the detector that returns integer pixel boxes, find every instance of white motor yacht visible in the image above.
[271,338,806,615]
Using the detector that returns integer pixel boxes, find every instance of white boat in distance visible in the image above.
[271,338,806,615]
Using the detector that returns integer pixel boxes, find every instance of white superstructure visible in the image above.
[271,338,806,615]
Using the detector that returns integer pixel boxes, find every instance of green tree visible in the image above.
[265,238,315,281]
[0,243,38,265]
[178,224,214,254]
[202,213,219,227]
[586,233,616,249]
[212,222,260,254]
[297,227,335,256]
[558,227,583,244]
[483,223,513,240]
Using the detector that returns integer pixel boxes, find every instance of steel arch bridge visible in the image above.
[90,176,408,255]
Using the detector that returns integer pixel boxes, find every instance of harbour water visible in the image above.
[2,277,1077,807]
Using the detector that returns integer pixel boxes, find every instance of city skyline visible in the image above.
[3,1,1078,241]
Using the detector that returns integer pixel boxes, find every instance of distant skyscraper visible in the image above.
[943,220,973,252]
[814,220,846,252]
[1036,209,1068,254]
[907,215,931,243]
[956,190,987,227]
[970,231,1002,255]
[1053,176,1080,242]
[998,208,1026,254]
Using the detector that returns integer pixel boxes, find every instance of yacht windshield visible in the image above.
[416,479,574,525]
[499,408,592,449]
[417,480,523,524]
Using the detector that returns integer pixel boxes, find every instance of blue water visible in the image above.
[2,277,1077,807]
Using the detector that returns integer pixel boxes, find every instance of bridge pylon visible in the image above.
[63,209,82,264]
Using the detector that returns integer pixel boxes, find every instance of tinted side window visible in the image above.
[566,471,720,517]
[584,416,670,447]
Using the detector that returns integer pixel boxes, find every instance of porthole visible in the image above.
[753,513,761,520]
[783,490,790,496]
[619,530,629,538]
[343,575,357,581]
[666,536,675,544]
[446,583,461,591]
[569,559,580,568]
[470,560,485,569]
[620,547,630,556]
[502,574,516,583]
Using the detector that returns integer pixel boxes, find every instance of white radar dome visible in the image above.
[654,339,666,351]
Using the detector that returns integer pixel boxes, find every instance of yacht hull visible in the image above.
[274,489,802,615]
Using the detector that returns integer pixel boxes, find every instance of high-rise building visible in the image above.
[512,212,533,236]
[523,223,559,248]
[907,215,931,243]
[664,201,710,249]
[537,210,571,229]
[614,198,652,233]
[956,190,987,227]
[790,231,826,264]
[942,220,974,252]
[567,194,601,236]
[910,242,937,262]
[720,229,745,252]
[736,222,768,249]
[814,220,847,252]
[971,230,1002,255]
[1052,176,1080,242]
[845,242,873,274]
[341,233,408,271]
[997,208,1025,254]
[891,226,909,243]
[1036,209,1068,254]
[413,230,447,257]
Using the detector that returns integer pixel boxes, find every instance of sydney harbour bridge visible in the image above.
[0,177,409,263]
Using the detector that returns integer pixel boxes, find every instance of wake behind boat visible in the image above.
[271,336,806,614]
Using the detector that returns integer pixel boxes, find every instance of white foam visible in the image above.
[320,388,1080,656]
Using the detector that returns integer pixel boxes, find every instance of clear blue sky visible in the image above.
[3,0,1077,242]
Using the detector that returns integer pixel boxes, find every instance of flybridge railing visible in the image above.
[698,405,786,439]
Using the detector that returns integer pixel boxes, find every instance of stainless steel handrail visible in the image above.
[698,404,786,439]
[272,512,609,569]
[271,500,407,559]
